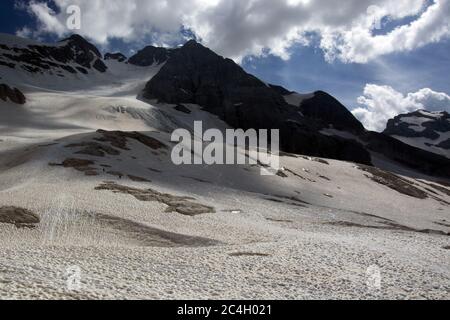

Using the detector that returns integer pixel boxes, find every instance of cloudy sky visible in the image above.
[1,0,449,131]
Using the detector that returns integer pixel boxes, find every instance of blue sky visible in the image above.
[1,0,449,131]
[241,39,450,108]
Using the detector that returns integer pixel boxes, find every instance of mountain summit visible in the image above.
[0,33,107,75]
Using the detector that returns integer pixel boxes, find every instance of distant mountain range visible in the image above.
[0,33,449,177]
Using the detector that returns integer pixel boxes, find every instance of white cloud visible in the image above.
[16,26,33,38]
[18,0,450,63]
[353,84,450,131]
[29,1,67,36]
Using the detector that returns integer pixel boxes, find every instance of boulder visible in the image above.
[0,206,40,227]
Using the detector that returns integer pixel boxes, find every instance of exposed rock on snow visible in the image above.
[66,141,121,157]
[104,52,127,62]
[326,220,449,236]
[50,158,98,176]
[358,165,428,199]
[61,158,95,169]
[0,83,25,104]
[95,182,215,216]
[0,206,40,227]
[95,130,166,151]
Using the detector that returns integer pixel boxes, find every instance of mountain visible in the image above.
[0,33,449,300]
[0,33,107,76]
[384,110,450,158]
[141,40,449,177]
[1,34,449,177]
[142,40,372,165]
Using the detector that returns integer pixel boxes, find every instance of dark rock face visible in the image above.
[174,104,191,114]
[436,139,450,150]
[142,40,450,177]
[298,91,365,133]
[144,40,288,128]
[59,34,104,68]
[104,52,127,62]
[93,59,108,72]
[269,84,293,96]
[128,46,173,66]
[280,121,372,165]
[384,110,450,142]
[362,131,450,177]
[0,84,26,104]
[0,34,107,75]
[143,40,372,165]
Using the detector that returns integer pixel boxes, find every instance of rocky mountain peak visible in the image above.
[60,34,103,58]
[0,33,107,75]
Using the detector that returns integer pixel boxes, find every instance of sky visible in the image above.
[1,0,450,131]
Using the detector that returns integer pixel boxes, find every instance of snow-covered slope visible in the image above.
[1,113,450,299]
[0,33,107,77]
[0,34,449,300]
[384,110,450,158]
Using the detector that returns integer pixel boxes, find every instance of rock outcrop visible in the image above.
[104,52,127,62]
[0,84,26,104]
[0,206,40,228]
